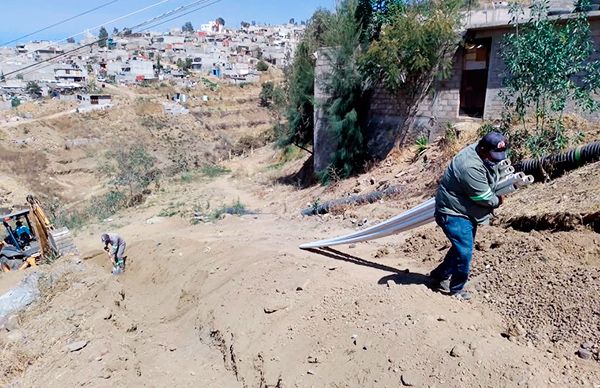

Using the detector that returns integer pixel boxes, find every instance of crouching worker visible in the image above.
[101,233,127,274]
[430,132,508,301]
[0,241,37,272]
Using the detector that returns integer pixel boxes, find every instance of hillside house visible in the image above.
[77,94,112,105]
[54,65,86,83]
[364,6,600,159]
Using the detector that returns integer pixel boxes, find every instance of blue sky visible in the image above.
[0,0,334,46]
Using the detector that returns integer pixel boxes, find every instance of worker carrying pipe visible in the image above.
[430,132,508,301]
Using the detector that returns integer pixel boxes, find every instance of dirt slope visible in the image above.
[0,80,276,208]
[0,92,598,386]
[1,152,599,387]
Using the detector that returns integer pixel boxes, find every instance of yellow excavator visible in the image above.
[0,195,77,271]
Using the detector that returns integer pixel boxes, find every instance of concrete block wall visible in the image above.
[366,51,463,159]
[313,18,600,165]
[479,20,600,122]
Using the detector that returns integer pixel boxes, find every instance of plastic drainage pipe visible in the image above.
[496,176,522,190]
[515,175,535,187]
[304,200,435,247]
[515,140,600,179]
[501,166,515,176]
[299,210,436,249]
[495,176,534,196]
[299,173,536,249]
[329,198,435,238]
[498,159,512,169]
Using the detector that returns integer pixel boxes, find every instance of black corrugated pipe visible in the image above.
[301,186,402,216]
[514,140,600,181]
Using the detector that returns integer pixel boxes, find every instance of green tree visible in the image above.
[216,17,225,26]
[156,54,163,71]
[259,81,286,108]
[241,21,250,28]
[321,0,369,180]
[281,8,334,148]
[98,26,109,48]
[362,0,463,146]
[11,97,20,108]
[66,37,76,44]
[289,18,296,24]
[355,0,400,44]
[256,60,269,71]
[113,27,119,35]
[176,58,193,72]
[499,0,600,158]
[100,145,160,199]
[26,81,42,98]
[182,21,194,32]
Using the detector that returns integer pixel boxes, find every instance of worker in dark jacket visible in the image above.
[430,132,508,300]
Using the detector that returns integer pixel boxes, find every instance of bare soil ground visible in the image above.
[0,83,598,387]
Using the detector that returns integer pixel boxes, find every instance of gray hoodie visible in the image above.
[435,143,500,224]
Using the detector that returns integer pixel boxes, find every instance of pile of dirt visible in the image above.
[495,161,600,232]
[400,223,599,356]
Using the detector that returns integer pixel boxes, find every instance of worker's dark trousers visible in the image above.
[430,213,477,294]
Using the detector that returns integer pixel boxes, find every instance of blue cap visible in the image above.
[478,132,508,162]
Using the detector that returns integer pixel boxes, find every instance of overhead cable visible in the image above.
[0,0,120,47]
[3,0,224,79]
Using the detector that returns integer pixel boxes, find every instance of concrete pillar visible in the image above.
[313,48,338,174]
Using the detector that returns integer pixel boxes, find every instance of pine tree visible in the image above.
[322,0,368,179]
[182,21,194,32]
[98,27,109,48]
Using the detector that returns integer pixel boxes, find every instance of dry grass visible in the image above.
[0,339,37,385]
[134,100,163,116]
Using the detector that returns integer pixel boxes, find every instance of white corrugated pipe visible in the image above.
[299,170,535,249]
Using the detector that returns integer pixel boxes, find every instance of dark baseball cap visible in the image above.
[478,131,508,162]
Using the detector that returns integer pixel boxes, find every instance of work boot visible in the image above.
[429,277,451,293]
[451,289,472,301]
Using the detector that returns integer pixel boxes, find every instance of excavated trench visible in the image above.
[501,211,600,233]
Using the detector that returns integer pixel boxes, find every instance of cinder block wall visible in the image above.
[365,51,463,159]
[314,19,600,165]
[478,21,600,122]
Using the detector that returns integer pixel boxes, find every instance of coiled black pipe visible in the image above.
[514,140,600,180]
[301,186,402,216]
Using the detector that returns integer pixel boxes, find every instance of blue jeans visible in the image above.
[430,213,477,294]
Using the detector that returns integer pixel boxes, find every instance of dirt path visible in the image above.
[0,108,76,129]
[2,169,598,387]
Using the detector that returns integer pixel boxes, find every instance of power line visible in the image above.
[2,0,176,79]
[3,39,104,78]
[4,0,224,79]
[60,0,173,44]
[138,0,222,32]
[0,0,120,47]
[128,0,216,31]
